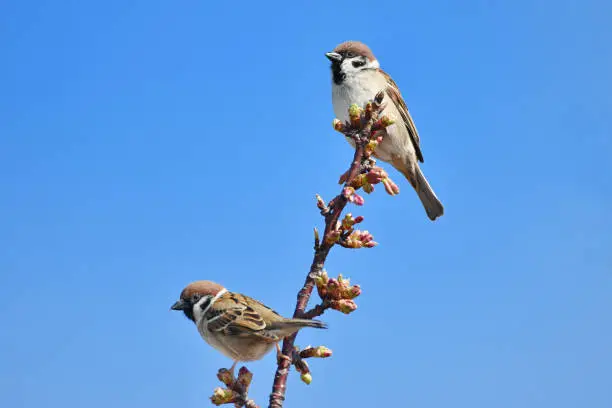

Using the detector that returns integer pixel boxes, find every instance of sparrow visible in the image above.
[326,41,444,221]
[170,280,327,373]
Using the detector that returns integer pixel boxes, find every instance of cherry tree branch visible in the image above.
[268,92,395,408]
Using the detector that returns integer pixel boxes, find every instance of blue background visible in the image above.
[1,1,611,407]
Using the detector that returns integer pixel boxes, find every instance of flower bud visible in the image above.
[380,115,395,127]
[365,167,388,184]
[300,345,333,359]
[314,270,329,298]
[342,186,355,199]
[332,118,345,132]
[210,388,236,405]
[342,283,362,299]
[330,299,358,314]
[349,173,366,189]
[348,104,362,126]
[365,139,379,154]
[326,278,342,299]
[382,178,400,195]
[349,192,365,206]
[216,368,234,387]
[341,213,357,230]
[237,366,253,390]
[315,194,326,210]
[300,373,312,385]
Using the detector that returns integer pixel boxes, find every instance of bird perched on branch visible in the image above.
[171,280,326,373]
[326,41,444,220]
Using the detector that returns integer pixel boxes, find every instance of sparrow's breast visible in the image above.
[331,71,383,123]
[331,71,411,163]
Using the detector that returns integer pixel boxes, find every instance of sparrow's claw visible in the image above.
[275,343,292,365]
[229,361,238,379]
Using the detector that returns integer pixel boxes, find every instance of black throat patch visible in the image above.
[331,61,346,85]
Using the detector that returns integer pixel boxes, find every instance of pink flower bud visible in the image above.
[343,284,362,299]
[342,186,355,198]
[382,178,400,195]
[330,299,358,314]
[354,215,364,224]
[359,230,373,242]
[366,167,388,184]
[300,346,333,359]
[327,278,342,299]
[314,345,333,358]
[350,192,365,206]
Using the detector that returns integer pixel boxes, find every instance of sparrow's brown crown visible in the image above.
[179,280,224,300]
[333,41,376,61]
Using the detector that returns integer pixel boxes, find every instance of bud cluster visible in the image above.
[324,213,377,249]
[348,166,400,196]
[211,367,256,407]
[314,271,361,315]
[290,345,333,385]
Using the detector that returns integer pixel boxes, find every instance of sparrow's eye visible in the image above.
[345,51,356,58]
[192,294,202,303]
[352,58,366,68]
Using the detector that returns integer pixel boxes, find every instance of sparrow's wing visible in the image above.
[206,292,280,342]
[378,69,424,163]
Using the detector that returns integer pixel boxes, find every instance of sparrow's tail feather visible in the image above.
[413,166,444,221]
[394,159,444,221]
[269,319,327,336]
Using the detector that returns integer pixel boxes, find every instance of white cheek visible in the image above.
[341,60,358,74]
[191,288,227,324]
[191,296,211,323]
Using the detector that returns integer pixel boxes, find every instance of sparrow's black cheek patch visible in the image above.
[199,297,212,311]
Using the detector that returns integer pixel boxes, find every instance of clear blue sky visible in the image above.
[1,1,611,407]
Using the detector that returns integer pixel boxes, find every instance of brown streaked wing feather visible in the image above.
[378,69,424,163]
[206,292,279,342]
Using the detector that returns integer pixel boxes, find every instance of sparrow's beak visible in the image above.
[325,52,342,63]
[170,299,186,311]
